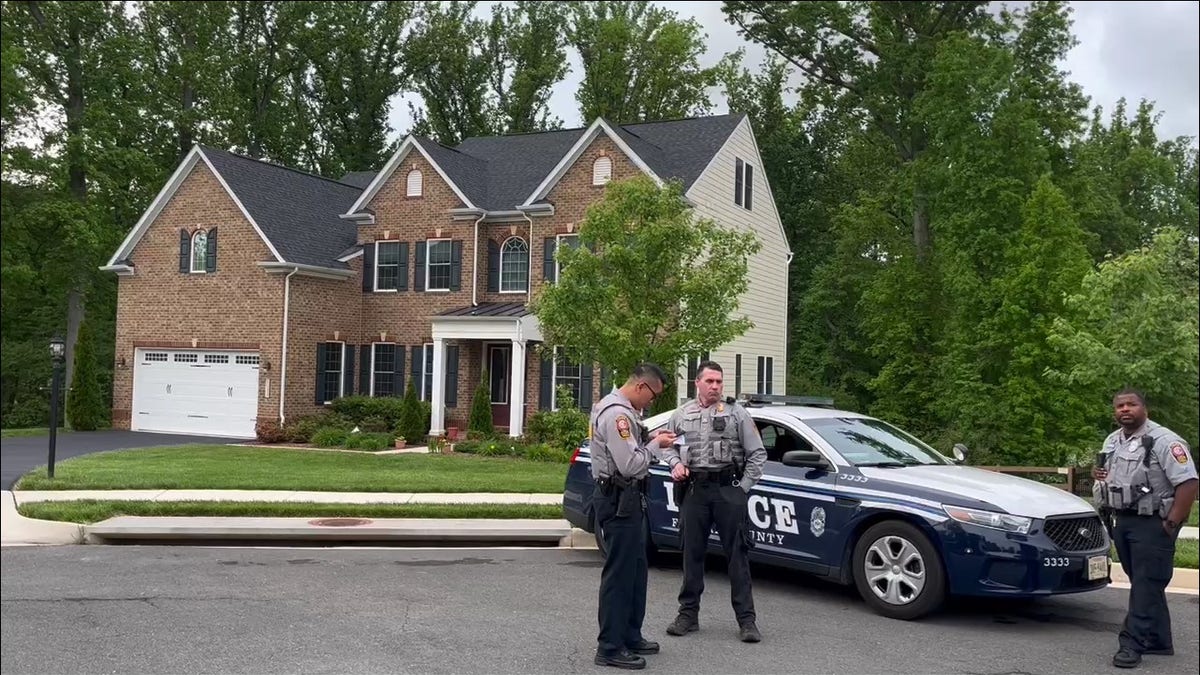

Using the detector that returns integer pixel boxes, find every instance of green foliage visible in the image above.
[282,411,353,443]
[343,431,395,452]
[397,381,427,443]
[524,385,590,453]
[66,318,106,431]
[311,427,349,448]
[468,370,495,438]
[329,395,406,430]
[453,438,570,463]
[532,176,760,387]
[255,420,287,444]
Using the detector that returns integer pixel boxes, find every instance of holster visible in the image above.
[605,476,645,518]
[672,480,688,511]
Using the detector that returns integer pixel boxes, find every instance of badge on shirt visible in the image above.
[615,415,632,440]
[1170,442,1190,464]
[717,402,725,413]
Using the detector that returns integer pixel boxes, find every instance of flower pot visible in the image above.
[447,427,459,440]
[394,439,407,449]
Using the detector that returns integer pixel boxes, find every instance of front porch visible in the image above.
[430,303,543,438]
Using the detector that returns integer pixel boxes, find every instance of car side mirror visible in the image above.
[952,443,968,464]
[782,450,830,471]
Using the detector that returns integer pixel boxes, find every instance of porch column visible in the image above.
[508,339,527,437]
[429,337,447,436]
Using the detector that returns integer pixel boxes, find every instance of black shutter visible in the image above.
[539,350,552,409]
[765,356,773,395]
[735,354,742,397]
[342,345,354,399]
[411,345,424,397]
[360,345,371,395]
[449,240,462,291]
[362,245,375,292]
[205,227,218,272]
[397,242,409,291]
[445,345,459,407]
[745,164,753,210]
[580,364,594,411]
[393,347,406,398]
[687,356,698,399]
[600,366,612,396]
[542,237,556,284]
[756,356,765,394]
[735,158,744,206]
[179,229,190,273]
[487,239,500,292]
[315,343,328,405]
[414,241,426,291]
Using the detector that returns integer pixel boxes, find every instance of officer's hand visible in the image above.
[655,431,677,448]
[1092,467,1108,481]
[671,463,689,481]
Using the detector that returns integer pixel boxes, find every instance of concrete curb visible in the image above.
[1109,562,1199,595]
[13,489,563,505]
[0,491,84,546]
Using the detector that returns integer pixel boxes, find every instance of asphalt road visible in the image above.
[2,546,1196,674]
[0,431,237,488]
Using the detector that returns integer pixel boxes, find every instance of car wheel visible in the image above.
[851,520,946,620]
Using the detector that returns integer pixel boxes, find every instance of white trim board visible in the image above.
[519,118,664,207]
[343,136,478,215]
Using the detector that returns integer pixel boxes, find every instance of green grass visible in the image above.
[1,427,62,438]
[1189,501,1198,527]
[18,500,563,524]
[1110,538,1198,570]
[14,444,568,493]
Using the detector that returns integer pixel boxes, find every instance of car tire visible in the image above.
[851,520,947,620]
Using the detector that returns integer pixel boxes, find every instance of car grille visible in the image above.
[1043,515,1106,552]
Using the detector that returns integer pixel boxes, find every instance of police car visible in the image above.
[562,394,1112,620]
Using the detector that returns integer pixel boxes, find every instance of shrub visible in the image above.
[282,411,353,443]
[358,415,389,433]
[452,439,571,463]
[255,420,287,443]
[524,386,589,453]
[343,431,394,451]
[397,381,426,444]
[311,427,349,448]
[66,319,107,431]
[523,443,571,463]
[469,370,495,437]
[330,395,406,429]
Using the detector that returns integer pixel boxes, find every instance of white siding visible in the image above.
[682,116,789,401]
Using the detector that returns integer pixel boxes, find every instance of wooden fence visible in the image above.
[978,465,1079,494]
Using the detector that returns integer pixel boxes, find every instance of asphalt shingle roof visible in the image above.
[201,147,361,268]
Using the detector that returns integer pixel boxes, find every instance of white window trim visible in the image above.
[370,342,397,397]
[406,168,423,197]
[555,233,580,283]
[374,241,400,293]
[190,229,208,274]
[550,346,583,411]
[499,236,529,294]
[421,343,434,401]
[735,157,754,211]
[425,238,452,292]
[322,341,346,404]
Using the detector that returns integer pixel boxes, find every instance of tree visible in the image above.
[567,1,723,123]
[1047,228,1200,452]
[532,176,760,390]
[67,316,105,430]
[469,370,494,437]
[397,380,426,443]
[487,1,569,134]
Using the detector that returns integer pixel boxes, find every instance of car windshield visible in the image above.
[804,417,951,467]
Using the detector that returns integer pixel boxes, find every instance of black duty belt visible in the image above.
[690,467,737,484]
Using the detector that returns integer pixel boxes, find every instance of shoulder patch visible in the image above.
[1170,442,1190,464]
[615,415,632,440]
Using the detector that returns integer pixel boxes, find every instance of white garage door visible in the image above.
[131,349,260,438]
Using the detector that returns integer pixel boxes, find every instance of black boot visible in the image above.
[666,614,698,636]
[594,649,646,670]
[1112,648,1141,669]
[738,622,762,643]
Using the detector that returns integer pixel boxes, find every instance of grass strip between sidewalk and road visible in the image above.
[18,500,564,525]
[1,427,57,438]
[14,444,568,493]
[1110,538,1198,570]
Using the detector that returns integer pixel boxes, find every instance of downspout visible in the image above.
[278,267,299,425]
[471,212,486,307]
[523,212,535,305]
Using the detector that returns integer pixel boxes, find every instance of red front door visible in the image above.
[487,344,510,427]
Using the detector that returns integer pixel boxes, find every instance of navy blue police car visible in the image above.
[563,394,1112,620]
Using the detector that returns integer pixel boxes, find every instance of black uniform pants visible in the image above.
[677,478,755,624]
[1113,514,1178,653]
[593,484,648,655]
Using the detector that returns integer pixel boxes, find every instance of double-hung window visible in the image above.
[372,343,396,397]
[375,241,401,291]
[426,240,452,291]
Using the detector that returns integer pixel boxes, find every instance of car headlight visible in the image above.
[942,505,1032,535]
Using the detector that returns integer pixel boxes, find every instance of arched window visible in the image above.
[190,229,208,273]
[406,169,423,197]
[499,237,529,293]
[592,156,612,185]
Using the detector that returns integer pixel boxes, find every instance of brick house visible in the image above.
[100,114,790,439]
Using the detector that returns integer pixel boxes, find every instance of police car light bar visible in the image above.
[738,393,837,408]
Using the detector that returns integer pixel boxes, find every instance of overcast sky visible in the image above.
[386,1,1200,144]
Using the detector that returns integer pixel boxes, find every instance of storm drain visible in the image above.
[308,518,373,527]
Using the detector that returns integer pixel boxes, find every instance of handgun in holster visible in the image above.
[603,475,645,519]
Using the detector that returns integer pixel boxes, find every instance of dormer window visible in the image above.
[592,156,612,185]
[406,169,423,197]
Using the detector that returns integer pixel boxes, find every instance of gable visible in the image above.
[345,137,479,215]
[520,119,664,207]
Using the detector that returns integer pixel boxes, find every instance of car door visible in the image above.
[747,417,850,576]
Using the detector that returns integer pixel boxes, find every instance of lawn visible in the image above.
[1,427,59,439]
[1189,500,1199,527]
[14,445,568,493]
[1111,538,1198,570]
[18,500,563,524]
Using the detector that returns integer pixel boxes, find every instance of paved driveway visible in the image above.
[0,431,238,488]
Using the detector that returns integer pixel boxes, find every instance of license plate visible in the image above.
[1087,554,1109,580]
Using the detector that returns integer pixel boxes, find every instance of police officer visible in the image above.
[590,363,677,670]
[1092,388,1198,669]
[662,361,767,643]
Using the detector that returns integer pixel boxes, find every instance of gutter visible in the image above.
[278,267,299,426]
[258,262,355,280]
[523,211,535,305]
[471,211,486,307]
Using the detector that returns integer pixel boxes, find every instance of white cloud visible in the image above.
[387,1,1199,145]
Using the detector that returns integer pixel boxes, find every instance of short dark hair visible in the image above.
[1113,387,1147,405]
[695,360,723,378]
[630,362,667,387]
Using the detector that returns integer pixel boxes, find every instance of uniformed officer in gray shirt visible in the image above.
[661,360,767,643]
[1092,388,1198,669]
[589,363,677,670]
